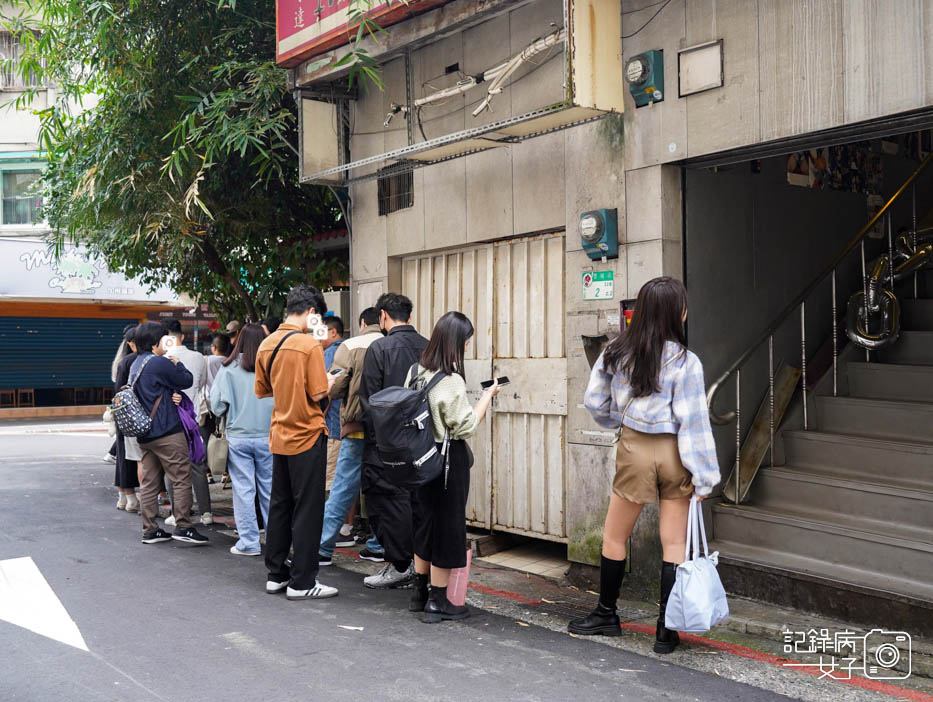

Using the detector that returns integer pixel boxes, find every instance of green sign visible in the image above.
[582,270,614,300]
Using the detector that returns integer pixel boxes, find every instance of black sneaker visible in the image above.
[319,555,333,566]
[335,537,356,548]
[141,528,173,544]
[172,527,209,545]
[359,548,385,563]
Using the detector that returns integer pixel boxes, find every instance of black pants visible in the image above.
[415,440,471,569]
[265,435,327,590]
[362,461,423,568]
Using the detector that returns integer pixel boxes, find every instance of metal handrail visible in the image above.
[707,152,933,426]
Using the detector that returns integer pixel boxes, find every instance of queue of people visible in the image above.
[109,276,720,641]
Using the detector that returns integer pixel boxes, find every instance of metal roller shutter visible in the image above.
[0,317,136,389]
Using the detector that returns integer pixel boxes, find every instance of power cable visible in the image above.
[622,0,672,39]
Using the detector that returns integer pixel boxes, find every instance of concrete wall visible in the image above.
[345,1,685,587]
[621,0,933,169]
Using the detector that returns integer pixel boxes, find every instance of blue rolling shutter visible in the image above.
[0,317,136,389]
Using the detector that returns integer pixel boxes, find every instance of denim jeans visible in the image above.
[227,436,273,553]
[319,437,382,558]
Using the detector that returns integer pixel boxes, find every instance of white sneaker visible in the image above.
[164,515,176,527]
[125,496,139,513]
[266,580,288,594]
[103,454,116,464]
[286,581,338,600]
[200,512,214,526]
[116,493,127,510]
[364,562,414,589]
[339,523,353,537]
[230,545,261,557]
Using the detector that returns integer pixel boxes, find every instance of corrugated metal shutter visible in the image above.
[0,317,135,389]
[402,245,495,529]
[401,232,568,542]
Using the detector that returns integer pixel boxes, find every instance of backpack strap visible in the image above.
[421,370,448,396]
[128,353,155,388]
[267,331,301,377]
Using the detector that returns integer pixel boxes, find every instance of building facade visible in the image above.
[282,0,933,627]
[0,9,184,409]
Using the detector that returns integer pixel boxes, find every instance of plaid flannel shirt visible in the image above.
[583,341,721,496]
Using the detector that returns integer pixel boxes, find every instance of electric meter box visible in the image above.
[626,50,664,108]
[580,208,619,260]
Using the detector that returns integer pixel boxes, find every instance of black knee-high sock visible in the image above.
[598,555,626,611]
[659,561,678,608]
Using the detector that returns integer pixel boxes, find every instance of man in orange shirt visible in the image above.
[255,285,338,600]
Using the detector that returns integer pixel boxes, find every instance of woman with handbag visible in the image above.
[406,312,499,622]
[569,276,721,654]
[111,325,140,512]
[210,324,274,556]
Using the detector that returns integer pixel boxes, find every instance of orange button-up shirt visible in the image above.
[254,323,329,455]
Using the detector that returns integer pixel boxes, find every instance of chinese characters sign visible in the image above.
[276,0,453,66]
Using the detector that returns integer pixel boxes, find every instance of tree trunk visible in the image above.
[200,234,259,321]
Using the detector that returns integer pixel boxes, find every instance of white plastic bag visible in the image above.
[665,496,729,633]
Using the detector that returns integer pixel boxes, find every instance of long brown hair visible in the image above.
[420,311,474,378]
[603,277,687,398]
[223,323,264,372]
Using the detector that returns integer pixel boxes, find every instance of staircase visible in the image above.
[705,154,933,636]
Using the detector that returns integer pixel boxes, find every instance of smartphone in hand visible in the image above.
[481,376,510,389]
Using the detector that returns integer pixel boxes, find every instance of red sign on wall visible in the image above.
[276,0,453,67]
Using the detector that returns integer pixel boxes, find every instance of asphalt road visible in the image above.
[0,427,790,701]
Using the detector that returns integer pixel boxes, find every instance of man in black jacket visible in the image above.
[129,321,209,546]
[358,293,427,590]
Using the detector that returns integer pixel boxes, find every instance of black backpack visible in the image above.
[369,363,448,490]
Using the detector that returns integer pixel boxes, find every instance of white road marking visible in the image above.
[0,556,88,651]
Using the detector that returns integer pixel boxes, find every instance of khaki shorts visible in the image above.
[326,438,341,490]
[613,427,693,504]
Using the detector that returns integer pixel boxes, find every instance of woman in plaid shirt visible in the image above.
[569,276,720,654]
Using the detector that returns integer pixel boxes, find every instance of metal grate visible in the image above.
[377,165,414,216]
[0,32,41,89]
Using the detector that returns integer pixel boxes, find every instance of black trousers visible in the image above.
[415,440,471,569]
[265,435,327,590]
[362,461,423,568]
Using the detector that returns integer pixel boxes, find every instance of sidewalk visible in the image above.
[174,482,932,701]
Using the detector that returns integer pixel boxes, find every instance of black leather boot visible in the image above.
[568,602,621,636]
[567,556,625,636]
[422,585,470,623]
[654,561,680,654]
[409,572,430,612]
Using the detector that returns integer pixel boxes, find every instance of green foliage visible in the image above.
[332,0,408,89]
[1,0,346,320]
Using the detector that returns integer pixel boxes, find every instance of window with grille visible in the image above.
[2,170,42,225]
[0,32,40,89]
[377,166,414,216]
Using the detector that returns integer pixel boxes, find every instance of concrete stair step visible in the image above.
[711,503,933,588]
[877,330,933,365]
[815,395,933,442]
[901,298,933,331]
[748,467,933,536]
[847,361,933,402]
[782,430,933,489]
[709,539,933,629]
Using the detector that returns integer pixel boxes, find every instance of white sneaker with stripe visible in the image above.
[286,581,339,600]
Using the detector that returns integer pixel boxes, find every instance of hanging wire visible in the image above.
[622,0,672,39]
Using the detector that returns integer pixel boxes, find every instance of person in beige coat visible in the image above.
[318,307,386,565]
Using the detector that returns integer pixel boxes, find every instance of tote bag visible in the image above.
[207,414,229,476]
[665,496,729,633]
